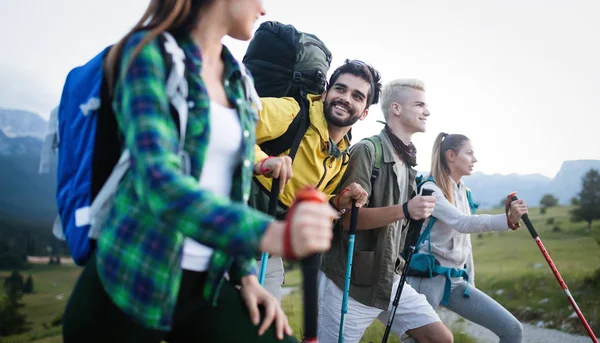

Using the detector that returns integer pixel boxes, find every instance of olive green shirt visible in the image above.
[320,130,417,310]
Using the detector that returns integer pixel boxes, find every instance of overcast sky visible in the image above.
[1,0,599,177]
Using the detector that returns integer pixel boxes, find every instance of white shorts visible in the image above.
[317,271,440,343]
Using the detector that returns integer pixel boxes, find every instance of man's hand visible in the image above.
[406,195,436,220]
[333,182,369,210]
[240,275,292,340]
[254,156,293,193]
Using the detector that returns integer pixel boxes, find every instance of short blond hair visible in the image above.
[380,79,425,121]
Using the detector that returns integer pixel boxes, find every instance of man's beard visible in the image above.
[323,99,362,128]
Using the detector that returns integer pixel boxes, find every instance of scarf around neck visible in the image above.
[382,124,417,167]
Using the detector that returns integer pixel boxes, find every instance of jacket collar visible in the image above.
[307,94,351,153]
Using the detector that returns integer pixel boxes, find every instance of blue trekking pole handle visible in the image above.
[338,202,359,343]
[258,252,269,285]
[259,177,283,286]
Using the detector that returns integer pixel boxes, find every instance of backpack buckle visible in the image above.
[316,71,326,84]
[293,71,302,82]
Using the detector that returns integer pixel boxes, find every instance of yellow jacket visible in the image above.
[253,94,350,208]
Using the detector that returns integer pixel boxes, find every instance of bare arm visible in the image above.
[333,141,434,230]
[341,204,404,230]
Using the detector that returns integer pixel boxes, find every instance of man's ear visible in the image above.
[392,102,402,116]
[359,108,369,121]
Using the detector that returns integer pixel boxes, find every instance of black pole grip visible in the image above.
[510,195,538,238]
[302,253,319,340]
[268,178,281,216]
[349,201,359,235]
[408,188,434,230]
[422,188,434,197]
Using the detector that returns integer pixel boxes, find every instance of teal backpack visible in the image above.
[362,135,479,306]
[407,175,478,306]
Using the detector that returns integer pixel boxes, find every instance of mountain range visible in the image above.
[0,107,598,233]
[462,159,600,208]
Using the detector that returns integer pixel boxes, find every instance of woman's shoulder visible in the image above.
[419,178,443,196]
[120,30,163,55]
[115,30,176,80]
[419,176,439,188]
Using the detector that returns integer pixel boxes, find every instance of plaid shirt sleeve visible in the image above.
[229,256,259,284]
[114,33,271,258]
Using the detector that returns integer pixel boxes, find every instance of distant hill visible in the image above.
[0,129,56,219]
[463,172,552,209]
[550,159,600,204]
[0,109,57,258]
[0,108,48,139]
[441,159,600,209]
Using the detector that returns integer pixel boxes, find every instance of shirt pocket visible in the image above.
[350,249,377,286]
[444,235,467,265]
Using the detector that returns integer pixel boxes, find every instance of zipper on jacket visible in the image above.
[315,157,330,189]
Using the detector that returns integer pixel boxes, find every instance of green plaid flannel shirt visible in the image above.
[96,31,272,331]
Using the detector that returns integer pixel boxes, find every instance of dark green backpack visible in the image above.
[243,21,332,159]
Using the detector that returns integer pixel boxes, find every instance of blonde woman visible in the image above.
[408,132,528,343]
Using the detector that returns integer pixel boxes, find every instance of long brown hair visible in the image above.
[104,0,212,94]
[430,132,470,204]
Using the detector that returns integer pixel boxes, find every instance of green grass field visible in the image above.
[1,205,598,343]
[469,206,600,335]
[0,263,81,343]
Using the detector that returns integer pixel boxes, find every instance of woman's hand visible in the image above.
[240,275,292,340]
[508,198,528,229]
[260,202,337,258]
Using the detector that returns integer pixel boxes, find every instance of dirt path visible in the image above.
[438,308,596,343]
[27,256,75,264]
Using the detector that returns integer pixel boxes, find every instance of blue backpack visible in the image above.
[39,32,189,266]
[407,175,479,306]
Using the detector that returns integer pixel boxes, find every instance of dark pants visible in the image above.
[63,253,299,343]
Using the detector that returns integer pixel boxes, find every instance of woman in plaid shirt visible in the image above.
[62,0,338,342]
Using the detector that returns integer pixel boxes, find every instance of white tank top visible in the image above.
[181,101,242,272]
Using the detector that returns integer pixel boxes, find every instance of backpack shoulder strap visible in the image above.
[362,135,383,186]
[415,216,436,253]
[414,175,437,253]
[466,188,478,214]
[258,90,310,159]
[159,32,188,149]
[89,32,190,238]
[236,60,262,115]
[39,106,60,174]
[417,175,435,192]
[265,87,311,216]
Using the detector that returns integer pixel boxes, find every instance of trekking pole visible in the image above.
[509,192,598,343]
[258,252,269,285]
[285,186,327,343]
[382,189,434,343]
[338,203,360,343]
[259,177,283,285]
